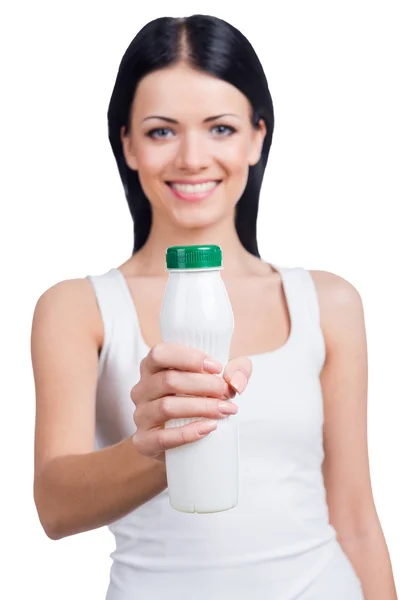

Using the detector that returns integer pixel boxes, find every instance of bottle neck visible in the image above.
[167,267,222,274]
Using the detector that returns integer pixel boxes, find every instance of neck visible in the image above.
[130,211,254,276]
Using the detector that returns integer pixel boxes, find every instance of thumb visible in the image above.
[223,356,253,395]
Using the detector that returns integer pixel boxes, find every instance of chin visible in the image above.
[172,206,228,230]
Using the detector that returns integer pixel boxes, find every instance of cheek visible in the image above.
[216,139,249,176]
[135,146,172,208]
[136,142,170,176]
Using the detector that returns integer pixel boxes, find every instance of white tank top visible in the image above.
[87,264,364,600]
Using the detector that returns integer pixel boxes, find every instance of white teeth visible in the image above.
[170,181,218,193]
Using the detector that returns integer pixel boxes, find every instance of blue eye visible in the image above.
[212,125,236,136]
[146,128,174,139]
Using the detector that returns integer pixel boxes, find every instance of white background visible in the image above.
[1,1,399,598]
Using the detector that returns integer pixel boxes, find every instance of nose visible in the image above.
[174,132,211,172]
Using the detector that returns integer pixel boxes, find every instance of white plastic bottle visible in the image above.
[159,245,238,514]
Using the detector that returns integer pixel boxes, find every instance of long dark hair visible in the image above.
[107,15,274,257]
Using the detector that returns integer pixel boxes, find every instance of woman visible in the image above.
[32,14,397,600]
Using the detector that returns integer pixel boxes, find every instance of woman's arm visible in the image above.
[312,270,397,599]
[32,279,167,540]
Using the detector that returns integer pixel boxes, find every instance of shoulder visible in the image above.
[308,269,362,305]
[32,277,103,349]
[34,277,98,316]
[307,269,365,348]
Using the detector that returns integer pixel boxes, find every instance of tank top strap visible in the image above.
[86,268,144,377]
[86,269,116,377]
[270,264,326,372]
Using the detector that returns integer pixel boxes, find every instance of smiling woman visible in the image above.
[118,65,267,240]
[117,62,266,231]
[31,12,397,600]
[107,16,273,254]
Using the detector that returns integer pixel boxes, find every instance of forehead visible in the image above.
[132,65,251,120]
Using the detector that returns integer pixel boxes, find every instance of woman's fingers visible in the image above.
[141,342,223,376]
[129,344,248,460]
[223,356,253,394]
[132,418,219,458]
[134,394,238,429]
[131,369,235,405]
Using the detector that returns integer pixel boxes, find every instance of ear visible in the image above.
[120,125,138,171]
[248,118,267,167]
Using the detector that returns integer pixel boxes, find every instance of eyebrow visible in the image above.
[141,113,241,124]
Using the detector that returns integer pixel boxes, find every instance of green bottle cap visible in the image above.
[166,245,223,269]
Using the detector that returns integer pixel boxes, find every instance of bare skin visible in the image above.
[32,62,397,597]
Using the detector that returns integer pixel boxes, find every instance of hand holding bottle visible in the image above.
[130,342,251,463]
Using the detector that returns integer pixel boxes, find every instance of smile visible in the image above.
[166,180,221,201]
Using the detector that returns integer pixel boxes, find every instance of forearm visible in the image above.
[339,523,398,599]
[34,437,167,540]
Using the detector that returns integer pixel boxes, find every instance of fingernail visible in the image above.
[230,370,248,395]
[198,419,218,434]
[218,401,238,415]
[203,358,222,374]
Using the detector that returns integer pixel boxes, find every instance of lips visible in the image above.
[165,180,221,201]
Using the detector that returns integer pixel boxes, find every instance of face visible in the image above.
[121,63,266,231]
